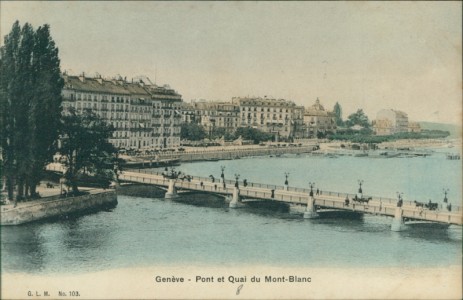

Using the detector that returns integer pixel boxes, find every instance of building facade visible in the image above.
[408,122,421,133]
[303,98,337,138]
[191,101,240,135]
[61,73,183,150]
[374,109,409,135]
[232,97,305,140]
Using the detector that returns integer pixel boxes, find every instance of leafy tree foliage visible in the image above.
[180,122,206,141]
[234,127,273,144]
[210,127,234,140]
[60,108,117,193]
[345,109,371,128]
[0,21,63,200]
[333,102,343,126]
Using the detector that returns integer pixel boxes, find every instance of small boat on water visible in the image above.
[446,154,461,160]
[369,151,401,158]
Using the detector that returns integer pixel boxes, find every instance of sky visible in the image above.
[1,1,461,125]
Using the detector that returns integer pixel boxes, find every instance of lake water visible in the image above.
[1,152,462,274]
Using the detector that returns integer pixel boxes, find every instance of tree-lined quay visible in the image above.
[123,143,318,165]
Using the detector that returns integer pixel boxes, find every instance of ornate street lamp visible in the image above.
[234,174,240,188]
[284,172,289,186]
[309,182,315,197]
[220,166,225,180]
[396,192,403,207]
[358,179,364,194]
[443,188,449,203]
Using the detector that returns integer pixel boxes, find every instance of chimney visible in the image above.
[78,72,85,82]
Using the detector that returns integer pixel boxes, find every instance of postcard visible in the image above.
[1,1,462,299]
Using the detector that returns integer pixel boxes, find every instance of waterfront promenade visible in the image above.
[121,143,318,166]
[119,170,463,230]
[1,186,116,225]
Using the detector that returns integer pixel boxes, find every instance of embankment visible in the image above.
[125,144,317,168]
[1,190,117,225]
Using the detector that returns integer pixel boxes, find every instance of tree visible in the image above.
[345,109,371,128]
[234,127,273,144]
[180,122,206,141]
[60,108,117,193]
[210,127,234,140]
[28,24,64,197]
[0,21,22,200]
[0,21,63,201]
[333,102,343,126]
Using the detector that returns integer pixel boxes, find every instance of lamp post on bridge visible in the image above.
[308,182,315,197]
[234,174,240,189]
[443,188,449,204]
[443,188,451,212]
[396,192,403,207]
[284,172,289,190]
[358,179,364,194]
[220,166,225,182]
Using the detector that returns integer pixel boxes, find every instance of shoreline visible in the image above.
[121,143,319,167]
[0,189,117,225]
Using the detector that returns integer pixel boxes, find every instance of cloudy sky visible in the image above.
[1,1,461,124]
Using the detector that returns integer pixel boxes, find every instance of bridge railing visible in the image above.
[126,169,462,213]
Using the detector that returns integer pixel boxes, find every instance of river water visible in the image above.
[1,151,462,274]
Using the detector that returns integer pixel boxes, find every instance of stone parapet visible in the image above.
[1,191,117,225]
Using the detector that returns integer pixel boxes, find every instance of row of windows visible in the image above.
[73,93,130,103]
[242,107,291,113]
[243,113,288,119]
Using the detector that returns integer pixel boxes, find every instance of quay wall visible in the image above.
[1,191,117,225]
[130,145,316,166]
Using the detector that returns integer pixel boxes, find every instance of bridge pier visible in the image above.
[229,187,243,208]
[391,207,406,231]
[303,196,319,219]
[165,179,178,199]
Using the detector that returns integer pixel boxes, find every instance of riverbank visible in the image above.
[120,143,318,167]
[1,189,117,225]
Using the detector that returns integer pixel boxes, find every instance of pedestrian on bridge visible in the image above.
[316,189,319,195]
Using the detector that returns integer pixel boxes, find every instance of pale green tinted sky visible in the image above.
[1,1,461,124]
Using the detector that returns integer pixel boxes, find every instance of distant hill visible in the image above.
[419,122,462,138]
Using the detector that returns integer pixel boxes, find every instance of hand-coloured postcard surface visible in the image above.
[1,2,462,299]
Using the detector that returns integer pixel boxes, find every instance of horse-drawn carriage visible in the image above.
[353,194,372,204]
[414,200,438,211]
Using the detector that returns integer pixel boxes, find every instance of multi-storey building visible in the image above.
[190,100,240,135]
[232,97,305,140]
[303,98,337,138]
[408,122,421,133]
[61,73,183,150]
[374,109,409,136]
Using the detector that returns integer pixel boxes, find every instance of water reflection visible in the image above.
[1,224,47,272]
[402,223,462,243]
